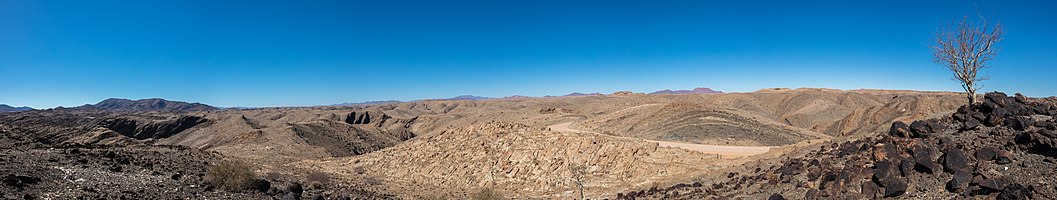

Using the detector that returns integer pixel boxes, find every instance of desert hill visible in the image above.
[77,98,217,111]
[0,104,33,112]
[0,88,972,199]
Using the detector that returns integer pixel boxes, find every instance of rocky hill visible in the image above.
[617,92,1057,199]
[0,104,33,112]
[299,121,724,199]
[650,87,723,95]
[79,98,217,111]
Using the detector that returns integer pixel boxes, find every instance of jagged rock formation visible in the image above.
[617,92,1057,199]
[0,104,33,112]
[80,98,217,111]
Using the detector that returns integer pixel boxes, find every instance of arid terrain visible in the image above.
[8,88,1045,199]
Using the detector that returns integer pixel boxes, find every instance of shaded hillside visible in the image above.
[579,103,819,146]
[79,98,217,111]
[0,104,33,112]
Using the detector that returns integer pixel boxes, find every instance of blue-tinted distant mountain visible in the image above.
[563,92,602,97]
[76,98,217,111]
[0,104,34,112]
[649,87,723,95]
[439,95,493,101]
[331,100,403,107]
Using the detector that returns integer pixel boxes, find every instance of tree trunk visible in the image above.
[966,86,977,106]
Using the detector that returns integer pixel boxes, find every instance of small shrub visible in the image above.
[470,187,505,200]
[205,160,259,192]
[306,171,330,184]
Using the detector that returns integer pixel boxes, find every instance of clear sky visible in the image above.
[2,0,1056,108]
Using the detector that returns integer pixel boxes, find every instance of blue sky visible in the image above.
[2,0,1056,108]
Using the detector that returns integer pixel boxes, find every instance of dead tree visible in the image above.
[568,163,588,200]
[929,14,1003,106]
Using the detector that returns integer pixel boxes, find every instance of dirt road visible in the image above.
[547,122,773,157]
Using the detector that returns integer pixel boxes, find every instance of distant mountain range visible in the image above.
[442,95,493,101]
[0,104,34,112]
[331,100,404,107]
[562,92,603,97]
[649,87,723,95]
[75,98,218,111]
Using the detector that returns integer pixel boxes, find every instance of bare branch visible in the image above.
[929,13,1003,106]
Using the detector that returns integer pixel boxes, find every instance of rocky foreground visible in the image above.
[619,92,1057,199]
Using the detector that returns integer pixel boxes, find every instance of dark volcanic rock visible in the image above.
[997,184,1034,200]
[910,120,930,137]
[890,121,910,138]
[947,170,972,192]
[941,148,969,173]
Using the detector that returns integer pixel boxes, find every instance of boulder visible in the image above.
[1014,93,1029,104]
[911,144,938,173]
[889,121,910,138]
[977,176,1012,191]
[975,147,999,161]
[1007,117,1032,131]
[997,184,1034,200]
[910,120,930,137]
[767,193,786,200]
[879,176,907,197]
[947,170,972,192]
[941,148,969,173]
[963,119,981,131]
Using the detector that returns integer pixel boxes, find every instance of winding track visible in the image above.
[547,122,774,157]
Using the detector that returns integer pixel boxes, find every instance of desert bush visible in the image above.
[306,171,331,189]
[470,187,505,200]
[205,160,259,192]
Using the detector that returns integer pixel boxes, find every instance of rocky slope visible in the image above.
[617,92,1057,199]
[299,121,726,199]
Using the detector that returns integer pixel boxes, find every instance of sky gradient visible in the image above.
[2,0,1056,108]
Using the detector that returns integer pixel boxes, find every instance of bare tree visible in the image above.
[568,163,588,200]
[929,14,1003,106]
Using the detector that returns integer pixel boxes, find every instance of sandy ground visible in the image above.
[547,122,774,157]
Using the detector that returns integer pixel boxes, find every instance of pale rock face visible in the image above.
[302,121,718,199]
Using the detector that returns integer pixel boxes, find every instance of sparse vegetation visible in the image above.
[470,187,505,200]
[930,13,1004,106]
[306,171,331,189]
[205,160,259,192]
